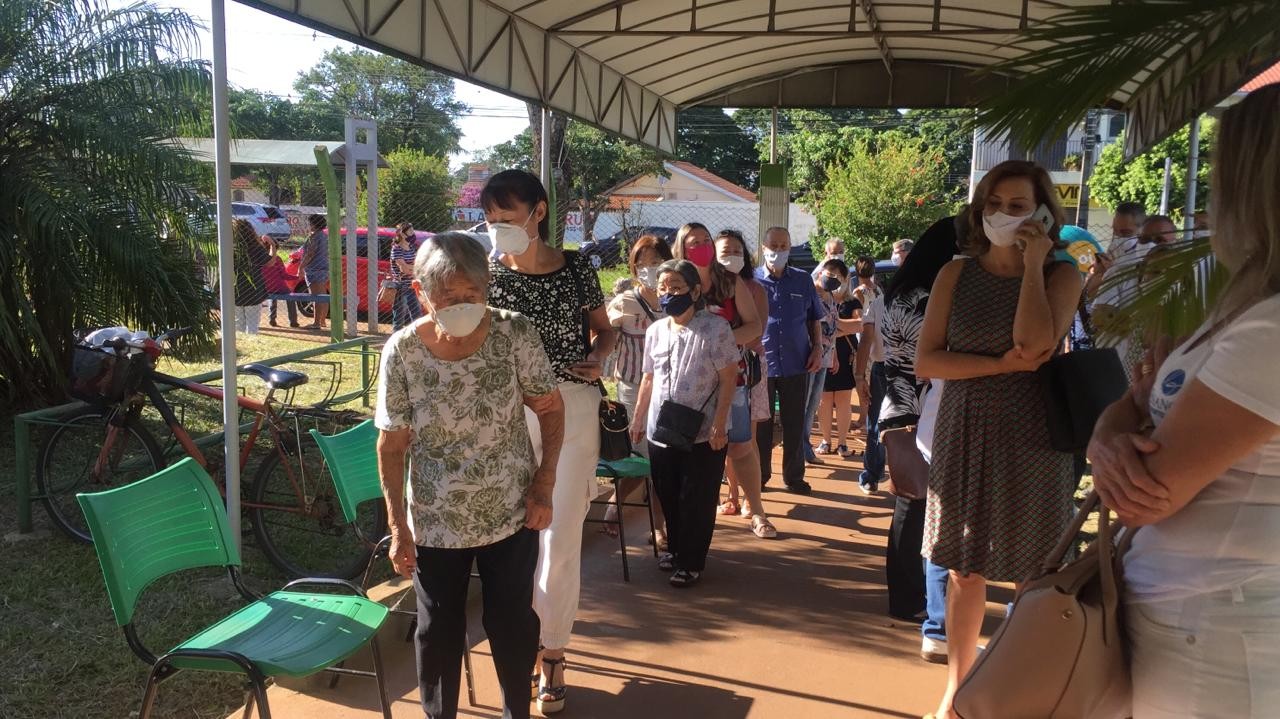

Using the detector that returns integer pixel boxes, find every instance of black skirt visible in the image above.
[825,334,857,392]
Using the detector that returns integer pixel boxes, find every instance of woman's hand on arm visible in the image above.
[377,428,416,579]
[1104,380,1279,527]
[523,389,564,530]
[709,364,738,451]
[1087,389,1168,524]
[732,277,763,346]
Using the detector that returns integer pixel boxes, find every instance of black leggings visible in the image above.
[413,528,540,719]
[649,440,728,572]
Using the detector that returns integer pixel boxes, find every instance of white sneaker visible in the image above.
[920,637,947,664]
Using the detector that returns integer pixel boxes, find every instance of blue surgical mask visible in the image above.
[659,292,695,317]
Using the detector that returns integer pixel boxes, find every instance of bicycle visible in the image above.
[36,327,387,580]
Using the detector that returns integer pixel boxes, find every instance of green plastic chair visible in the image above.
[590,453,658,581]
[77,458,392,719]
[308,420,392,589]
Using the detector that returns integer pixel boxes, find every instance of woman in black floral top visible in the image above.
[480,169,617,715]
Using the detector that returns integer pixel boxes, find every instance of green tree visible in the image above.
[226,88,337,205]
[0,0,215,407]
[293,48,466,156]
[676,107,759,188]
[1090,119,1215,220]
[812,135,951,259]
[378,149,455,232]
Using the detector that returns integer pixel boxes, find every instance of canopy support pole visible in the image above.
[540,106,551,185]
[770,107,779,163]
[1185,116,1201,231]
[210,0,240,545]
[1159,157,1172,215]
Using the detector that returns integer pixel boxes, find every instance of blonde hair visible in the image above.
[1210,85,1280,321]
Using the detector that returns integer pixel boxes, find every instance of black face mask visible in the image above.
[822,276,843,292]
[660,292,695,317]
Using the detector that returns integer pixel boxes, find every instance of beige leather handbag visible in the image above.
[953,492,1135,719]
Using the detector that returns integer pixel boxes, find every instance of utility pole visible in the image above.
[1075,110,1099,229]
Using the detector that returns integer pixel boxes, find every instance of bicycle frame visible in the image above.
[91,368,315,518]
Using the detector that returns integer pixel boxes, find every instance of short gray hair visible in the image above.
[893,238,914,253]
[413,232,491,299]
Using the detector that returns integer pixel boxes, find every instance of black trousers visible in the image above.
[649,440,728,572]
[413,528,540,719]
[885,496,927,619]
[755,373,808,487]
[268,298,297,324]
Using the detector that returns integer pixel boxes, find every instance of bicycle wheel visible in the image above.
[36,408,165,542]
[249,450,387,579]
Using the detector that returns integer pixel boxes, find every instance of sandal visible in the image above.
[669,569,701,587]
[750,514,778,539]
[739,502,752,519]
[597,524,619,538]
[657,552,676,572]
[838,444,859,459]
[815,440,834,455]
[537,656,567,714]
[717,499,740,516]
[654,529,669,552]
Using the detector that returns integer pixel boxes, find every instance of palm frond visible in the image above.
[1091,238,1228,346]
[976,0,1280,147]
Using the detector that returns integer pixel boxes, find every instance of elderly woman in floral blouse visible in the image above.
[376,232,565,719]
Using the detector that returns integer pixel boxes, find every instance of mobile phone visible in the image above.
[1031,204,1055,233]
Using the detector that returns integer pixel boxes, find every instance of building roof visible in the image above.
[1242,61,1280,92]
[667,161,757,202]
[605,161,756,203]
[174,138,390,168]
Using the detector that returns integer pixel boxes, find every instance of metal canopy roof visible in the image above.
[238,0,1279,156]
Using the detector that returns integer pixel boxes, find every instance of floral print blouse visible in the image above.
[375,309,558,548]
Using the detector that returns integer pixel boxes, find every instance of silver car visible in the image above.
[232,202,292,242]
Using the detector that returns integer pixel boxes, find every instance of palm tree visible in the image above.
[975,0,1280,343]
[0,0,215,407]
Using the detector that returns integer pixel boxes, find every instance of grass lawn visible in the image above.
[1,332,383,719]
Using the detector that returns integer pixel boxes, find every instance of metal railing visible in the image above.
[12,337,379,533]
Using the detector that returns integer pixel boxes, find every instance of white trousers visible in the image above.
[1128,577,1280,718]
[525,381,599,650]
[235,305,261,334]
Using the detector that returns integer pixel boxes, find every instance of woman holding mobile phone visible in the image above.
[916,160,1082,719]
[481,169,617,715]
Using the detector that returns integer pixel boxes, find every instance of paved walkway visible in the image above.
[234,437,1013,718]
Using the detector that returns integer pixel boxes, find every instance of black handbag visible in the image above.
[597,381,632,462]
[650,395,712,452]
[1038,348,1129,452]
[743,349,763,388]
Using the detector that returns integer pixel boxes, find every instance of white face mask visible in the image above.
[891,253,905,267]
[982,210,1027,248]
[428,301,487,338]
[763,246,789,270]
[636,265,660,289]
[719,255,745,274]
[488,212,534,255]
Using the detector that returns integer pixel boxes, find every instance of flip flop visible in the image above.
[717,499,740,516]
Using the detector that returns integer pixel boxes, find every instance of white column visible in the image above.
[365,126,379,335]
[210,0,240,544]
[540,106,551,183]
[344,118,359,337]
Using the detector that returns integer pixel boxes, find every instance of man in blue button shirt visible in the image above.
[754,227,824,494]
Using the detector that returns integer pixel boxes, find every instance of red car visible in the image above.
[284,227,432,315]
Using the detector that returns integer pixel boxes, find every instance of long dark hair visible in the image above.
[884,213,963,306]
[480,169,550,242]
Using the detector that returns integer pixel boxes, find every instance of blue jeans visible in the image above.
[859,362,886,487]
[392,281,421,330]
[802,361,830,459]
[922,559,949,642]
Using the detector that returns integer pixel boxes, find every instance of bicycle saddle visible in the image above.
[238,363,308,390]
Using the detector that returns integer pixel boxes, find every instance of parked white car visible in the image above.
[232,202,292,242]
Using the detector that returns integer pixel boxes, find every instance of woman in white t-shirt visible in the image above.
[1087,85,1280,719]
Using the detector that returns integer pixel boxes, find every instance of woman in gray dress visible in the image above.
[915,160,1083,719]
